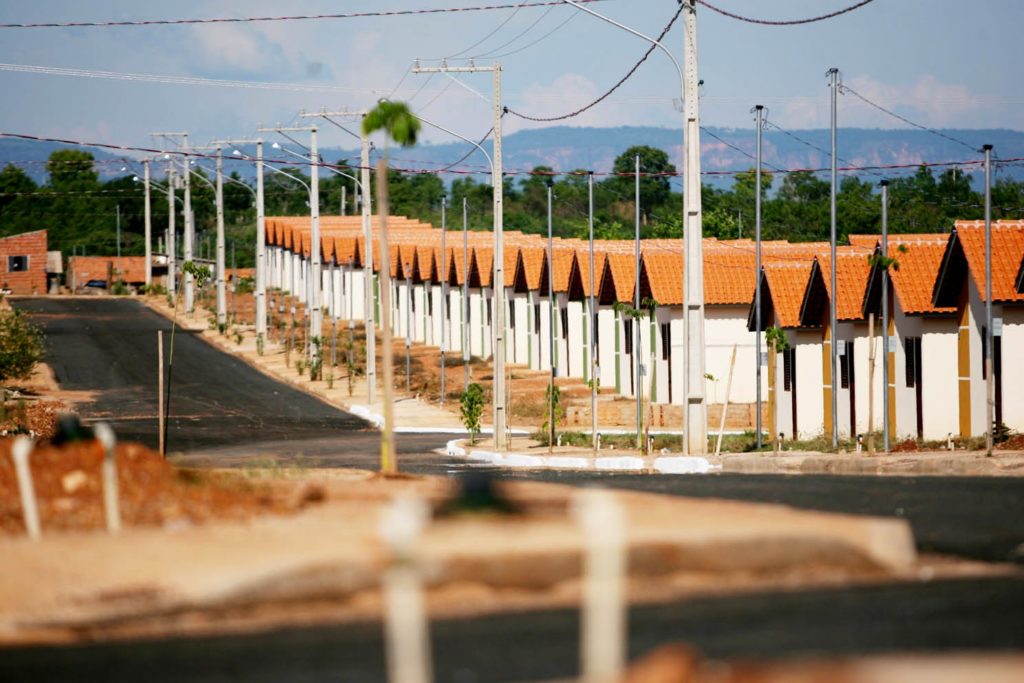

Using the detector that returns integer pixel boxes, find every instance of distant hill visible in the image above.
[4,126,1023,187]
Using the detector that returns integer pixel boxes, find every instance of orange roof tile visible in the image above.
[751,262,815,330]
[598,252,636,305]
[813,250,872,321]
[470,246,494,288]
[949,220,1024,303]
[882,234,955,315]
[639,251,683,306]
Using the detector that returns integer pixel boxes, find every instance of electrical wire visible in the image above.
[504,2,683,122]
[838,84,979,152]
[696,0,877,26]
[470,4,555,58]
[763,119,884,178]
[700,126,785,173]
[0,1,604,29]
[442,1,528,60]
[479,7,578,59]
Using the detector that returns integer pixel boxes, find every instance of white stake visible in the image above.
[574,488,627,682]
[714,344,738,458]
[95,423,121,534]
[379,495,432,683]
[11,436,40,539]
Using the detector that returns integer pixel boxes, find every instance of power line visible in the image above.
[0,1,604,29]
[763,119,883,178]
[442,0,529,60]
[478,7,578,59]
[696,0,877,26]
[470,4,556,58]
[504,2,683,122]
[838,83,978,152]
[701,126,785,173]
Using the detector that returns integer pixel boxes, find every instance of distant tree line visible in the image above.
[2,146,1022,261]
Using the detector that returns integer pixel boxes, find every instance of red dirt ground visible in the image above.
[0,439,303,536]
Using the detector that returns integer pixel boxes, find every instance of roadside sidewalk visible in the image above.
[447,436,1024,477]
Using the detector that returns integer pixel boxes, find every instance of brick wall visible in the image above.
[0,230,48,294]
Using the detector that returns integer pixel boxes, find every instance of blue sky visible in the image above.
[0,0,1021,152]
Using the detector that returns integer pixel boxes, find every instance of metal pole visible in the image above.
[143,160,152,288]
[182,134,194,314]
[754,104,764,450]
[634,154,642,450]
[881,179,890,452]
[463,197,470,390]
[115,204,121,281]
[310,127,322,368]
[341,185,346,217]
[158,330,165,456]
[828,67,839,449]
[361,122,376,404]
[682,0,707,456]
[230,240,236,324]
[215,146,227,327]
[547,181,556,453]
[491,62,508,450]
[256,140,267,339]
[167,164,176,296]
[588,171,597,453]
[406,277,412,393]
[440,196,447,407]
[984,144,994,456]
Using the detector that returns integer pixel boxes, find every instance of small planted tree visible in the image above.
[866,244,908,455]
[765,326,790,453]
[363,99,421,475]
[541,383,564,448]
[460,382,485,445]
[0,310,46,384]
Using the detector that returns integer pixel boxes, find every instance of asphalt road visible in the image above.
[9,296,1024,678]
[2,577,1023,682]
[14,297,456,459]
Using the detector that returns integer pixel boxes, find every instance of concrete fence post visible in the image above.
[11,436,40,539]
[380,495,432,683]
[95,423,121,534]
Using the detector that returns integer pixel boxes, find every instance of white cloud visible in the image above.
[506,73,638,134]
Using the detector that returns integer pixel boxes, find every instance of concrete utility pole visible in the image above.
[880,179,890,452]
[152,133,191,297]
[588,172,597,453]
[259,124,321,366]
[220,139,265,337]
[828,67,840,449]
[983,144,994,456]
[301,109,374,400]
[143,159,152,288]
[166,162,176,296]
[440,196,447,407]
[681,0,707,456]
[215,146,226,326]
[547,180,556,452]
[115,204,121,279]
[413,59,507,449]
[634,154,642,450]
[463,197,470,390]
[754,105,764,450]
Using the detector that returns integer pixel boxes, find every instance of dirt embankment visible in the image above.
[0,439,316,536]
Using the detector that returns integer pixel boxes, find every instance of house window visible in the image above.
[783,347,794,392]
[560,307,569,339]
[509,302,516,329]
[534,303,541,334]
[660,323,671,361]
[593,312,599,348]
[981,326,987,380]
[840,343,853,389]
[905,336,919,388]
[445,293,451,320]
[7,255,28,272]
[486,299,492,325]
[427,291,433,316]
[623,318,633,355]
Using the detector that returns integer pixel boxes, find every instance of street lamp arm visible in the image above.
[264,161,312,194]
[276,141,364,191]
[192,162,257,198]
[402,107,494,184]
[560,0,684,96]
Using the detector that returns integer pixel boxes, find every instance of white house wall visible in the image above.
[1001,307,1024,432]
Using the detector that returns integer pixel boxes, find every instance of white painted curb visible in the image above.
[444,439,720,474]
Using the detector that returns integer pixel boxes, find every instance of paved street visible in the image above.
[10,296,1024,679]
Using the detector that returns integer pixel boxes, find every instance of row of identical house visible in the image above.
[263,215,1024,441]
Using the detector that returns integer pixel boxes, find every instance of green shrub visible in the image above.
[0,310,46,383]
[460,382,485,444]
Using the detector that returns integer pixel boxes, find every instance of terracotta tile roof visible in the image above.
[639,251,683,306]
[1017,251,1024,294]
[749,261,815,330]
[818,250,873,320]
[470,246,494,288]
[519,246,545,291]
[503,246,519,288]
[539,247,577,294]
[575,251,606,298]
[949,220,1024,303]
[598,252,636,305]
[881,234,955,315]
[415,244,437,282]
[847,234,880,249]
